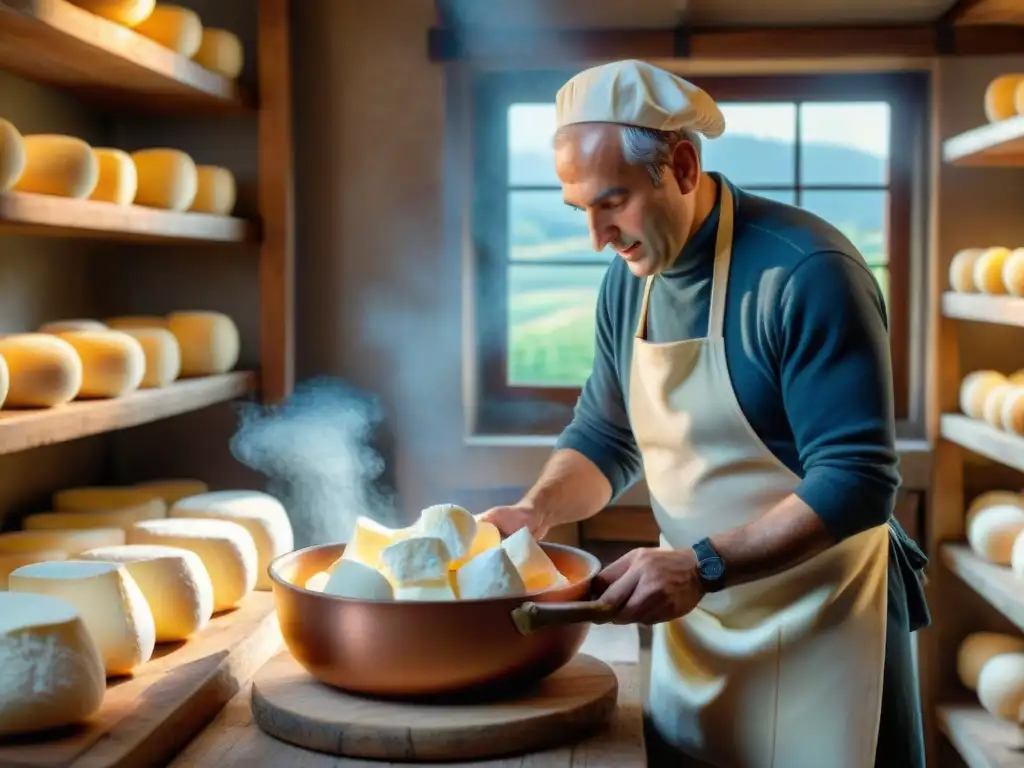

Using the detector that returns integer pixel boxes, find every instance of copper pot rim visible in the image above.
[267,540,602,606]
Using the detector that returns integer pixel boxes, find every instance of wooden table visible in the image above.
[169,624,648,767]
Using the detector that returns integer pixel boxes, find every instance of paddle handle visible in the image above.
[511,600,615,635]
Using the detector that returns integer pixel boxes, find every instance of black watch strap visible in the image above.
[692,537,727,593]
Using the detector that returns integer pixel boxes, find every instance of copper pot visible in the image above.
[267,541,613,697]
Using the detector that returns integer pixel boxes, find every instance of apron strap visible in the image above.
[708,182,734,339]
[635,275,655,339]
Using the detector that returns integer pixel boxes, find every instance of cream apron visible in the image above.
[630,183,890,768]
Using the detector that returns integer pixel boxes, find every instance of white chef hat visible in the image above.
[555,59,725,139]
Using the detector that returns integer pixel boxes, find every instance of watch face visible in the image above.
[701,557,725,580]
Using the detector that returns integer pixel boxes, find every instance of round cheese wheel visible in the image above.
[134,478,208,505]
[977,652,1024,723]
[0,117,26,192]
[54,486,166,513]
[974,247,1012,294]
[166,311,240,376]
[23,503,164,533]
[983,383,1014,428]
[1001,387,1024,435]
[967,503,1024,564]
[13,135,99,199]
[130,148,197,211]
[69,0,155,26]
[949,248,984,292]
[115,327,180,388]
[0,529,124,556]
[79,544,214,642]
[189,165,236,215]
[985,75,1024,122]
[56,330,146,399]
[0,591,106,736]
[958,632,1024,691]
[0,334,83,407]
[960,370,1009,419]
[192,28,243,79]
[134,4,202,56]
[0,549,67,590]
[1003,248,1024,296]
[38,319,107,334]
[0,352,8,409]
[89,147,137,206]
[1011,533,1024,578]
[967,490,1024,524]
[104,315,166,329]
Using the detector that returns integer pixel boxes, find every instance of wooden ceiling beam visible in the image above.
[945,0,1024,25]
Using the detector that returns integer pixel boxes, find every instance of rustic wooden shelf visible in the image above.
[942,544,1024,632]
[943,116,1024,167]
[0,371,257,455]
[0,192,258,243]
[0,0,253,114]
[938,704,1024,768]
[943,292,1024,328]
[941,414,1024,473]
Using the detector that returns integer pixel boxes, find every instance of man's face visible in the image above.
[554,123,700,277]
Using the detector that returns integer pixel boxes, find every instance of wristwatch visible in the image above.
[691,537,727,593]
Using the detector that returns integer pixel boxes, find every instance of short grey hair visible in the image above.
[620,126,702,186]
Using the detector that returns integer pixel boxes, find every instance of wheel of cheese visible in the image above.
[1001,387,1024,435]
[189,165,236,215]
[23,504,165,533]
[0,117,26,192]
[79,544,214,642]
[967,490,1024,524]
[949,248,984,292]
[9,560,156,676]
[957,632,1024,691]
[1002,248,1024,296]
[68,0,155,26]
[130,148,197,211]
[116,327,180,388]
[169,490,293,591]
[974,247,1012,294]
[0,549,67,589]
[977,652,1024,723]
[134,478,208,505]
[0,529,125,556]
[0,591,106,736]
[983,384,1014,429]
[985,75,1024,122]
[54,486,166,514]
[128,518,257,611]
[0,352,8,409]
[88,148,137,206]
[960,370,1008,420]
[38,319,108,334]
[192,28,244,79]
[13,135,99,199]
[166,310,240,376]
[133,4,202,56]
[56,330,146,399]
[104,315,167,329]
[0,333,83,407]
[1011,533,1024,578]
[966,503,1024,564]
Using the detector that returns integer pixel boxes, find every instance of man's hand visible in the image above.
[591,547,704,625]
[478,502,550,539]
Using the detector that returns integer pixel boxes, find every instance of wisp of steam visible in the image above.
[229,376,398,548]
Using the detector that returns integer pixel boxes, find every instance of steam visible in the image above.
[228,376,398,548]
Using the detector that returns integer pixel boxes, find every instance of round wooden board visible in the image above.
[250,650,619,762]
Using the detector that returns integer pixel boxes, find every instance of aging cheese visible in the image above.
[135,478,208,504]
[192,28,244,79]
[960,370,1008,420]
[414,504,477,563]
[24,504,164,533]
[9,560,156,676]
[116,327,180,388]
[0,549,67,590]
[89,148,137,206]
[166,311,240,376]
[0,334,83,407]
[967,490,1024,521]
[38,319,107,334]
[0,352,7,409]
[0,118,26,191]
[456,547,526,600]
[966,504,1024,564]
[69,0,155,26]
[1001,388,1024,435]
[983,384,1014,429]
[949,248,984,293]
[13,135,99,199]
[977,652,1024,723]
[974,247,1012,294]
[984,75,1024,122]
[133,4,203,56]
[379,536,451,586]
[80,544,214,642]
[189,165,237,215]
[131,148,198,211]
[957,632,1024,690]
[323,558,393,601]
[0,592,106,736]
[128,518,257,611]
[169,490,293,591]
[56,330,146,398]
[105,315,167,329]
[1003,248,1024,296]
[500,527,567,592]
[54,486,166,514]
[0,529,125,556]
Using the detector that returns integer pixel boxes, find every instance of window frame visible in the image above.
[472,70,927,435]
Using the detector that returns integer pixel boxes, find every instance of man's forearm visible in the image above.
[520,449,613,531]
[708,494,837,588]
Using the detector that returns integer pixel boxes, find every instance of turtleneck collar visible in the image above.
[661,172,729,279]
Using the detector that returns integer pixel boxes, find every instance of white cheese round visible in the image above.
[960,370,1009,420]
[1003,248,1024,296]
[977,652,1024,723]
[966,504,1024,564]
[0,549,67,590]
[949,248,984,292]
[1001,388,1024,436]
[134,478,208,505]
[957,632,1024,691]
[0,528,125,556]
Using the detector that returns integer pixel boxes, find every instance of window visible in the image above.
[472,72,925,434]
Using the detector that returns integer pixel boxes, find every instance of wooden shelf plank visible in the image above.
[943,292,1024,328]
[0,192,258,243]
[0,0,253,114]
[0,592,283,768]
[942,544,1024,632]
[938,704,1024,768]
[943,116,1024,166]
[0,371,257,455]
[941,414,1024,473]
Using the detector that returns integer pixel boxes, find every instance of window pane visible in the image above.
[800,190,888,267]
[702,103,796,186]
[509,191,612,263]
[746,188,797,206]
[508,104,559,186]
[799,102,890,186]
[508,264,605,387]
